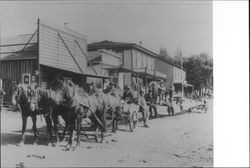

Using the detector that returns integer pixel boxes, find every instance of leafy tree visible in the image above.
[159,47,173,62]
[183,53,213,92]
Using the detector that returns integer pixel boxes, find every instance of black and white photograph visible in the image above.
[0,0,248,167]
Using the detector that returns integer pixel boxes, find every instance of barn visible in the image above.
[0,19,109,104]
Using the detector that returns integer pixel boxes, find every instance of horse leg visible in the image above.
[18,115,27,146]
[67,121,74,149]
[112,110,116,133]
[74,116,82,149]
[44,115,53,146]
[31,115,38,145]
[102,110,107,132]
[52,113,59,146]
[61,121,70,142]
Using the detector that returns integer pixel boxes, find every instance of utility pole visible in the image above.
[179,47,184,99]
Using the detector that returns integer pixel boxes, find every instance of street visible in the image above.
[1,99,213,167]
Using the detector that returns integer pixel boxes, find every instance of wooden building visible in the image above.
[0,19,108,104]
[88,49,122,88]
[88,41,167,92]
[155,58,193,97]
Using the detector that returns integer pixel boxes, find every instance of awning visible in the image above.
[184,83,194,87]
[104,66,137,73]
[155,71,167,80]
[133,68,167,79]
[173,82,194,88]
[42,65,110,79]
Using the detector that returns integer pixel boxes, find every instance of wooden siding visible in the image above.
[155,59,173,88]
[102,52,120,67]
[123,49,132,70]
[0,59,38,103]
[0,59,38,82]
[39,19,88,74]
[132,49,154,70]
[173,67,186,83]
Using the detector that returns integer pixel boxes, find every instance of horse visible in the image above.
[29,80,68,147]
[11,84,49,146]
[59,78,106,149]
[102,85,124,133]
[84,82,124,133]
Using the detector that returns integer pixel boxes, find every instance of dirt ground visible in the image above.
[1,99,213,167]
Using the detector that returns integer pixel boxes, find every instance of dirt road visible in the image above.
[1,99,213,167]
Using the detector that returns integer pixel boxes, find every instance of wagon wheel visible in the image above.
[129,111,138,132]
[94,126,103,143]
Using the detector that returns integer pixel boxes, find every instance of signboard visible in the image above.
[22,73,31,85]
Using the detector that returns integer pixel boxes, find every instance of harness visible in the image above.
[87,101,104,129]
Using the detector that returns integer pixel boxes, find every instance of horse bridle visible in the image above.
[13,85,21,101]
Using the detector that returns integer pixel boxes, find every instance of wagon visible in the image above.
[119,99,140,132]
[79,119,105,143]
[57,115,105,144]
[188,100,208,113]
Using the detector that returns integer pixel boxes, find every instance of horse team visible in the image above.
[11,77,152,150]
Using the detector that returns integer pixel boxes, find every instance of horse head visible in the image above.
[11,84,21,107]
[12,84,30,107]
[58,78,77,107]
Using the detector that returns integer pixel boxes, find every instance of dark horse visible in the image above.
[28,80,67,146]
[11,84,57,146]
[58,78,106,149]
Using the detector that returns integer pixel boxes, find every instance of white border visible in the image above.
[213,1,249,167]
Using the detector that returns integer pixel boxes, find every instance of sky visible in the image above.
[0,1,212,57]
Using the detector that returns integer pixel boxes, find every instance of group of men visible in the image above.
[121,83,175,128]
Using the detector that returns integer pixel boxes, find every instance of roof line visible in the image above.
[88,41,186,71]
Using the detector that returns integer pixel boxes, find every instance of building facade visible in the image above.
[155,58,193,97]
[88,41,167,92]
[0,19,107,104]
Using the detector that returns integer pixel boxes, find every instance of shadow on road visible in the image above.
[1,132,50,146]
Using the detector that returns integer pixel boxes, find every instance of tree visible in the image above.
[183,53,213,93]
[159,47,173,62]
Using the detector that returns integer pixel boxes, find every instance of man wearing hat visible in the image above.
[122,85,136,103]
[145,89,158,118]
[138,89,149,127]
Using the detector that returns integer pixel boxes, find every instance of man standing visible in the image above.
[138,89,149,128]
[30,75,38,89]
[145,89,158,118]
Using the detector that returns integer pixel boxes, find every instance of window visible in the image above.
[147,57,151,69]
[151,58,154,69]
[143,54,147,68]
[137,52,142,68]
